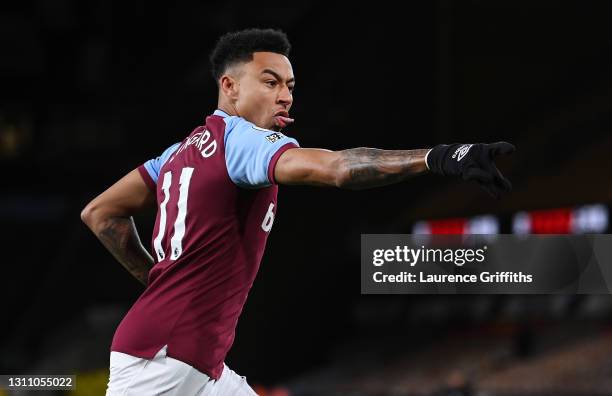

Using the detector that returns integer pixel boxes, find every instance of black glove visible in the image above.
[426,142,515,199]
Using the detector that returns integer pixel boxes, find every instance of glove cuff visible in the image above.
[426,144,451,175]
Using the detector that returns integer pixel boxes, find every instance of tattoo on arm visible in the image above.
[98,216,154,286]
[337,148,429,189]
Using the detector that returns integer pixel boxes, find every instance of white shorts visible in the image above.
[105,345,257,396]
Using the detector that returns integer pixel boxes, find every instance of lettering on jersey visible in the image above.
[265,132,284,143]
[171,129,218,161]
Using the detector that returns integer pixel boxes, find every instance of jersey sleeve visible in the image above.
[137,142,181,190]
[224,118,299,188]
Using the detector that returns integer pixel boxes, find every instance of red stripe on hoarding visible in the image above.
[429,218,467,234]
[530,208,572,234]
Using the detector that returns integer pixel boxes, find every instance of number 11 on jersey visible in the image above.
[153,167,194,262]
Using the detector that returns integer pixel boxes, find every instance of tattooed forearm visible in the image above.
[97,216,154,286]
[336,148,429,189]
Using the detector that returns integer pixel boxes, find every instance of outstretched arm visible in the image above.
[81,169,156,286]
[274,147,429,189]
[275,142,515,197]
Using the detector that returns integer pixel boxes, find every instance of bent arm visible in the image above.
[81,169,156,286]
[274,147,430,190]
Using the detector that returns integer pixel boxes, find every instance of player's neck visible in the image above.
[217,104,239,117]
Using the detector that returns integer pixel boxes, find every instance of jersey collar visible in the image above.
[213,109,231,118]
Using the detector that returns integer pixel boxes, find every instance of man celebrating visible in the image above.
[81,28,514,395]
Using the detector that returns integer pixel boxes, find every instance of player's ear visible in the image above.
[220,74,240,101]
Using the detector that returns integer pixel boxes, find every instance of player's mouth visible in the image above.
[273,110,294,129]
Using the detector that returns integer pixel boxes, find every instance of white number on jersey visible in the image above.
[153,167,195,262]
[261,203,275,232]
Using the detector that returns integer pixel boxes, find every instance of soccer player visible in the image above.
[81,28,514,395]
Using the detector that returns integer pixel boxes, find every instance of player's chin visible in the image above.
[268,120,282,132]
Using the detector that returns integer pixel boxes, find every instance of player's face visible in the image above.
[235,52,295,131]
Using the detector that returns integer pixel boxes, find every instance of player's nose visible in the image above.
[277,85,293,105]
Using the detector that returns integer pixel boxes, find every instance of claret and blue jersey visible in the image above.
[111,109,299,380]
[140,110,298,189]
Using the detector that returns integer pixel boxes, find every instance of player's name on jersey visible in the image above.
[172,129,218,160]
[372,271,533,283]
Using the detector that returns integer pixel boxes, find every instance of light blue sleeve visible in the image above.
[142,142,181,184]
[224,117,299,188]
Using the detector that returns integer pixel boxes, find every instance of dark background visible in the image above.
[1,1,612,395]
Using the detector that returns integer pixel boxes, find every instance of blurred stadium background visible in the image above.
[1,1,612,395]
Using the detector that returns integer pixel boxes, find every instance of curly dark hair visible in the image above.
[209,28,291,83]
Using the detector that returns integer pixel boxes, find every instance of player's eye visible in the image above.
[288,86,295,93]
[265,80,277,87]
